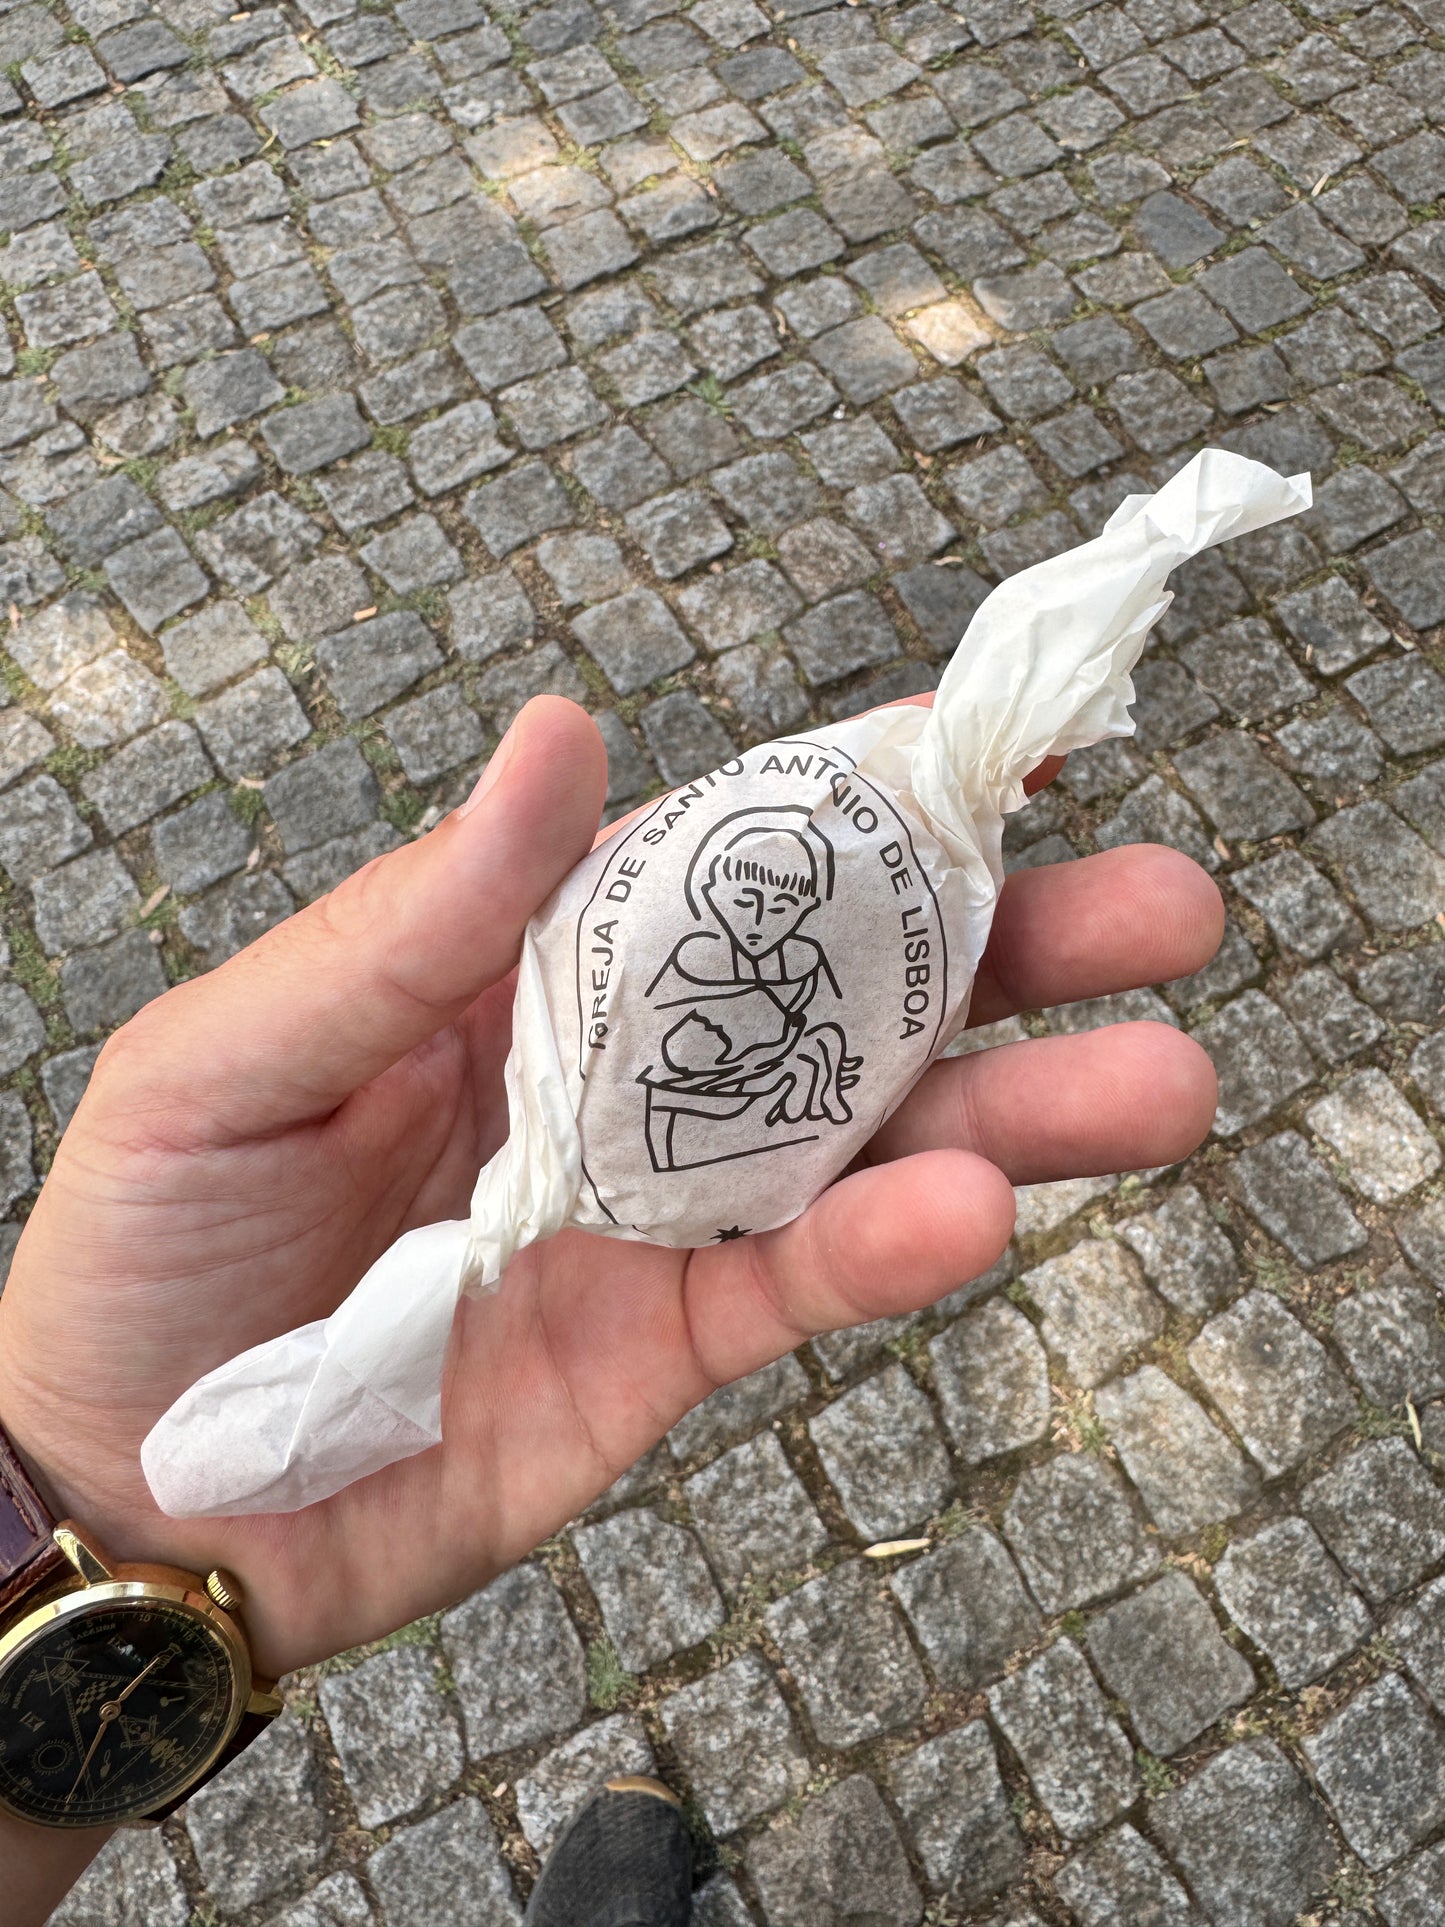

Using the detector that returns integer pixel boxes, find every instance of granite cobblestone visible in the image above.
[8,0,1444,1915]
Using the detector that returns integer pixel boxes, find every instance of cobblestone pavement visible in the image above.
[0,0,1441,1912]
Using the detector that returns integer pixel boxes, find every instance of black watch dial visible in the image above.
[0,1595,241,1827]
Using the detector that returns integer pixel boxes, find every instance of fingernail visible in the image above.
[460,721,518,817]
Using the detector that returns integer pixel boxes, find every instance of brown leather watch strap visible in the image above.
[0,1421,67,1619]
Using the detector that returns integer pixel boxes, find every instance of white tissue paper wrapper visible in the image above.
[143,448,1311,1517]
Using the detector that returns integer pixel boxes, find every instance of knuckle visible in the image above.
[309,845,411,976]
[89,986,178,1085]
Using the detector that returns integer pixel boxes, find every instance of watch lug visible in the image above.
[52,1524,113,1586]
[247,1685,284,1717]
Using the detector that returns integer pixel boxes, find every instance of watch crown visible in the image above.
[206,1569,243,1611]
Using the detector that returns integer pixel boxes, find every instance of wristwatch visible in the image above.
[0,1422,281,1829]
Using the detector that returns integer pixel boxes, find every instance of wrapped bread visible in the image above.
[143,448,1310,1517]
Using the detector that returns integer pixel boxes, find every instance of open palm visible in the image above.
[0,697,1221,1682]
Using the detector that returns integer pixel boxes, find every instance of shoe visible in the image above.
[524,1776,694,1927]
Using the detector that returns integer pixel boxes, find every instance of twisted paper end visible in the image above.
[142,931,586,1517]
[915,449,1313,853]
[141,1218,472,1516]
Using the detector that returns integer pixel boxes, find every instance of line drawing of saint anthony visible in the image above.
[638,808,862,1174]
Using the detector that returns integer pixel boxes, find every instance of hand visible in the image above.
[0,696,1221,1682]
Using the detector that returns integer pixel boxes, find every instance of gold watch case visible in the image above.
[0,1527,281,1829]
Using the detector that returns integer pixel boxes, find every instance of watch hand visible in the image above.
[65,1714,113,1806]
[110,1651,169,1710]
[63,1653,171,1805]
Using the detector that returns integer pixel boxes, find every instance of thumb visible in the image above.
[108,697,608,1140]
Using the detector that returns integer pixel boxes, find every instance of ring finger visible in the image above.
[867,1021,1219,1184]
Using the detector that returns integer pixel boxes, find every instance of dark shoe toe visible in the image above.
[524,1779,693,1927]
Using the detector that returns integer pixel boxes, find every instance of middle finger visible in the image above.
[968,843,1223,1030]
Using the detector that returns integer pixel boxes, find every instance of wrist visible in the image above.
[0,1802,113,1927]
[0,1373,294,1686]
[0,1296,125,1542]
[0,1211,176,1583]
[0,1311,196,1614]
